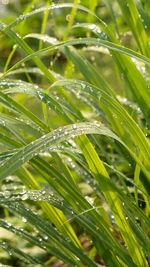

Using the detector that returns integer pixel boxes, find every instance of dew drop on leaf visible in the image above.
[72,124,77,130]
[22,217,27,223]
[43,235,48,240]
[66,14,71,22]
[21,193,28,201]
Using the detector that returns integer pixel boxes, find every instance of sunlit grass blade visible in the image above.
[51,80,150,171]
[2,36,150,75]
[0,122,122,181]
[0,120,148,265]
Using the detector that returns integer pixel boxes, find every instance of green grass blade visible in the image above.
[51,80,150,171]
[117,0,150,56]
[0,91,49,132]
[0,122,121,181]
[0,240,42,265]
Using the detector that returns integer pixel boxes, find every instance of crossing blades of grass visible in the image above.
[51,80,150,173]
[0,121,149,266]
[0,2,150,266]
[0,122,122,182]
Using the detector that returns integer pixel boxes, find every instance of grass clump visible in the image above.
[0,0,150,266]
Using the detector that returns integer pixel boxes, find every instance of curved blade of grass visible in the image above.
[0,77,149,211]
[117,0,150,56]
[1,81,150,182]
[0,91,48,132]
[1,11,150,122]
[0,4,100,32]
[5,67,43,77]
[20,33,141,147]
[2,36,150,77]
[21,33,114,97]
[31,156,150,262]
[0,219,46,250]
[1,20,150,120]
[2,202,98,267]
[0,125,146,266]
[0,92,81,246]
[0,79,79,122]
[72,25,150,116]
[75,137,149,267]
[24,33,57,44]
[62,46,115,96]
[0,240,42,265]
[51,79,150,171]
[0,3,149,266]
[0,133,80,248]
[0,219,80,266]
[62,46,129,142]
[0,121,149,266]
[0,114,126,254]
[17,166,81,248]
[2,188,136,267]
[28,160,134,267]
[0,22,55,83]
[0,122,121,181]
[1,32,149,122]
[0,113,42,140]
[1,3,150,108]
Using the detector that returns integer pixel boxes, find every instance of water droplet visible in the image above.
[81,83,86,89]
[72,124,77,130]
[4,191,11,198]
[7,222,12,227]
[21,193,28,200]
[22,217,27,223]
[43,235,48,240]
[38,91,44,100]
[41,134,46,139]
[66,14,71,22]
[64,131,68,135]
